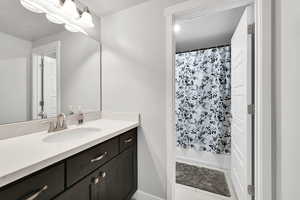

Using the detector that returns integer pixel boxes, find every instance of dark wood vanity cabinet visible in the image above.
[56,142,137,200]
[0,128,137,200]
[66,137,119,187]
[0,163,65,200]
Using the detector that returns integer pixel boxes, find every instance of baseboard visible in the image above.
[132,190,165,200]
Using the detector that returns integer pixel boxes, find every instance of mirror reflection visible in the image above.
[0,0,101,125]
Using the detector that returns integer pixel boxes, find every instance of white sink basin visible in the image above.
[43,127,101,143]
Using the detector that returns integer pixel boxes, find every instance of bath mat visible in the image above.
[176,162,231,197]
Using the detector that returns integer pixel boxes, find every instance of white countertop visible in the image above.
[0,118,139,187]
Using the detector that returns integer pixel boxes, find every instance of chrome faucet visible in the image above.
[48,113,68,133]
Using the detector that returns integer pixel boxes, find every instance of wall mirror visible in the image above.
[0,0,101,125]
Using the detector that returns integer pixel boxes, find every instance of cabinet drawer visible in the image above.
[119,129,137,152]
[55,156,120,200]
[0,163,64,200]
[66,137,119,187]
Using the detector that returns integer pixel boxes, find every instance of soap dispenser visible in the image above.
[68,105,75,116]
[77,106,84,125]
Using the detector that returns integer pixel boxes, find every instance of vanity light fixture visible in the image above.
[65,23,87,35]
[61,0,80,19]
[19,0,94,35]
[78,8,95,28]
[20,0,46,14]
[46,0,61,7]
[64,24,77,32]
[46,13,65,24]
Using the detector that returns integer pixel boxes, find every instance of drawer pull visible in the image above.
[124,138,133,143]
[23,185,48,200]
[90,152,108,163]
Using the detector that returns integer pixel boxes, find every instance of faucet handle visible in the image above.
[62,119,68,129]
[57,113,66,128]
[57,113,66,119]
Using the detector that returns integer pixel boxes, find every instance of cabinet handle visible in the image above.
[124,138,133,143]
[92,172,106,185]
[100,172,106,178]
[23,185,48,200]
[90,152,108,163]
[92,177,100,185]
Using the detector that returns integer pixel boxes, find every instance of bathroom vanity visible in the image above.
[0,118,139,200]
[0,1,140,199]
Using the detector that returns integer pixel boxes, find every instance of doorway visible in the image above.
[32,41,61,120]
[173,5,254,200]
[164,0,272,200]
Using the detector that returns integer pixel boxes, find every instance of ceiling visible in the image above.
[79,0,150,16]
[0,0,64,41]
[175,6,245,52]
[0,0,152,41]
[0,0,188,42]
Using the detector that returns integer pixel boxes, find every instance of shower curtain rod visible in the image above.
[176,43,231,54]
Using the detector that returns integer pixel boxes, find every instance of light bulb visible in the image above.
[46,13,64,24]
[20,0,46,13]
[45,0,61,7]
[62,0,79,19]
[78,11,94,28]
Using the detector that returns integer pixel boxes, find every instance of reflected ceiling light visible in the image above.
[46,13,64,24]
[78,8,94,28]
[62,0,80,19]
[65,23,79,32]
[20,0,46,13]
[174,24,181,33]
[65,23,87,35]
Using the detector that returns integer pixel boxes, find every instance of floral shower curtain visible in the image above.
[175,46,231,154]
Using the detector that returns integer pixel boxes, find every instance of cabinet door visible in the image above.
[54,171,100,200]
[94,156,120,200]
[118,147,136,200]
[96,146,136,200]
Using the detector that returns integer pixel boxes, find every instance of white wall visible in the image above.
[0,32,32,124]
[101,0,187,198]
[274,0,300,199]
[33,31,101,114]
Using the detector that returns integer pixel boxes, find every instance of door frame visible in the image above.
[32,41,61,119]
[164,0,272,200]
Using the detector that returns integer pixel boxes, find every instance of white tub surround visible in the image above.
[176,147,231,170]
[0,112,140,187]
